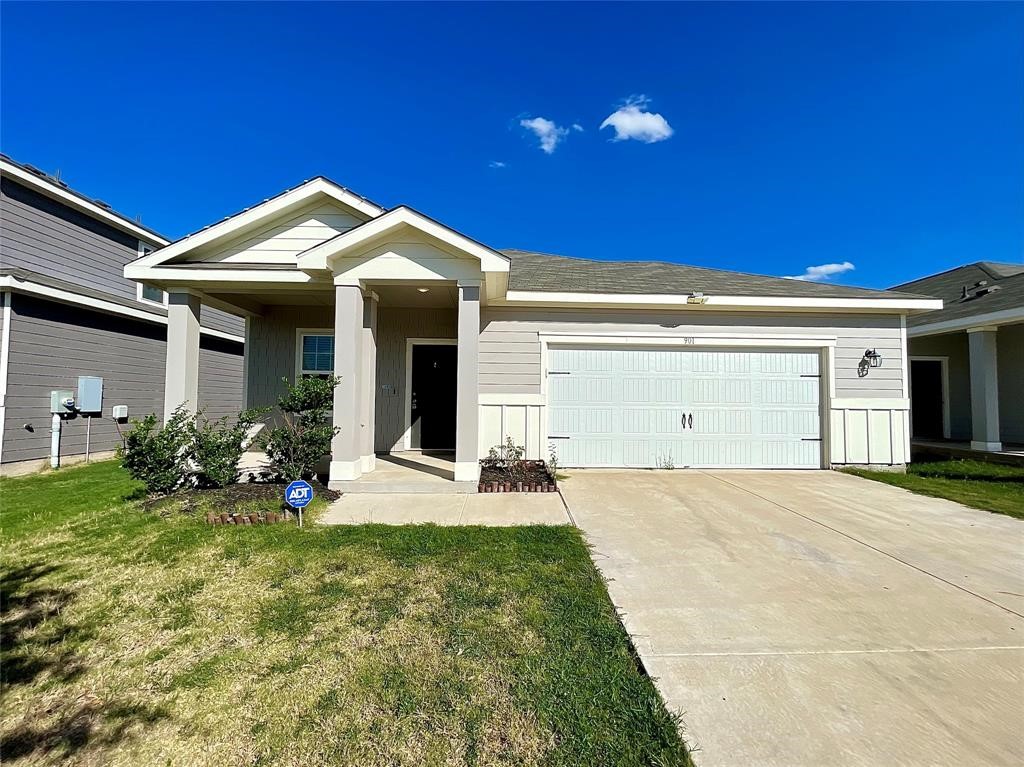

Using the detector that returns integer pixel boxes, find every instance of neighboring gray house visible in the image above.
[0,155,245,475]
[125,175,941,491]
[891,262,1023,452]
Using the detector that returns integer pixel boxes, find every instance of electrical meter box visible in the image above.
[50,390,75,414]
[77,376,103,413]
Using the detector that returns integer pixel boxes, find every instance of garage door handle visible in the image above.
[688,413,693,429]
[681,413,687,429]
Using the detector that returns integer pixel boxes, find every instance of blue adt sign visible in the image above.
[285,480,314,509]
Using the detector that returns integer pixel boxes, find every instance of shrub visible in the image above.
[484,437,528,483]
[119,406,194,495]
[192,408,267,489]
[259,376,340,481]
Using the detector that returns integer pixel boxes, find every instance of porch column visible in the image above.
[330,283,364,481]
[455,280,480,482]
[360,291,379,473]
[164,290,201,422]
[968,327,1001,451]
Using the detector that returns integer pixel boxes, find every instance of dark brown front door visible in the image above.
[910,359,944,439]
[410,344,457,450]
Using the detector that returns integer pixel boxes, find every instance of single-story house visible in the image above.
[891,262,1023,452]
[125,176,941,490]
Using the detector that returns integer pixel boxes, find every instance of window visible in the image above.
[300,333,335,379]
[135,243,166,306]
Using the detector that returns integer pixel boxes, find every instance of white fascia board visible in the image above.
[539,331,838,348]
[1,161,169,246]
[503,290,943,312]
[297,206,511,273]
[907,307,1024,337]
[132,178,384,269]
[124,265,321,285]
[0,275,244,343]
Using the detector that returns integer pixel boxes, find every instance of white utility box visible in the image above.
[77,376,104,414]
[112,405,129,421]
[50,390,75,414]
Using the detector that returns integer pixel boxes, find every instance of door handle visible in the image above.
[681,413,687,429]
[688,413,693,430]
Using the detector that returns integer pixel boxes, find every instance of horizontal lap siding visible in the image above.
[245,306,334,410]
[2,294,243,466]
[479,308,905,398]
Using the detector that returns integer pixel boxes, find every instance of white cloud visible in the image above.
[519,116,570,154]
[488,160,507,169]
[572,123,584,132]
[785,261,856,282]
[599,95,674,144]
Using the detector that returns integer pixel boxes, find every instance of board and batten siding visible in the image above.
[0,177,243,337]
[1,294,243,471]
[478,307,910,466]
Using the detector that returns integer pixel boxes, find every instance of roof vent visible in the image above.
[959,281,1002,302]
[93,199,112,209]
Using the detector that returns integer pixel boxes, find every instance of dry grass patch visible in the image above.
[1,461,691,766]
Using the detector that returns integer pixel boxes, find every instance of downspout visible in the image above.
[0,291,11,466]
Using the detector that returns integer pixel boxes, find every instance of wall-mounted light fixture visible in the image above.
[686,292,707,305]
[863,349,882,368]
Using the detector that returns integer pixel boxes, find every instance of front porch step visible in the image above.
[331,480,479,494]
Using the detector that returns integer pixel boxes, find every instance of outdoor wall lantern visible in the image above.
[858,348,883,377]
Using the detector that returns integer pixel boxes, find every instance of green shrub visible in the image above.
[192,408,267,488]
[259,376,340,481]
[118,406,194,495]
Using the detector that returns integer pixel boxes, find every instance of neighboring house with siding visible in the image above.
[891,262,1023,452]
[0,155,245,475]
[125,175,941,491]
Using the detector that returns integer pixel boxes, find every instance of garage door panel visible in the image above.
[548,347,822,469]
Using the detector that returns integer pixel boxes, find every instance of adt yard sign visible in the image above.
[285,480,314,527]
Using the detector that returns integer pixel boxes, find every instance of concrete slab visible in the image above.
[560,470,1024,767]
[320,491,569,526]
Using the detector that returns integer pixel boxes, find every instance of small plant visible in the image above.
[192,408,267,489]
[655,454,675,470]
[259,376,340,481]
[119,406,194,495]
[547,442,560,478]
[484,437,528,482]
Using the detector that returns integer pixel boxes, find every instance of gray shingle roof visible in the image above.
[889,262,1024,329]
[502,249,929,300]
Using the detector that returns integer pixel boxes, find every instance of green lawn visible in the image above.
[845,459,1024,520]
[1,461,691,767]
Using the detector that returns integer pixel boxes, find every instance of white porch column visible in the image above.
[330,283,364,481]
[455,280,481,482]
[968,327,1001,451]
[164,291,201,422]
[360,291,379,473]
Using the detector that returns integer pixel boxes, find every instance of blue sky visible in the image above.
[2,2,1022,288]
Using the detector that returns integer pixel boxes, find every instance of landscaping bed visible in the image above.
[0,461,692,767]
[479,460,557,493]
[143,479,340,521]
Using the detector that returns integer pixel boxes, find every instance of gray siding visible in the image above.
[997,324,1024,444]
[907,323,1023,444]
[0,177,243,337]
[2,294,243,467]
[375,308,457,452]
[479,308,906,398]
[908,332,972,440]
[245,305,334,410]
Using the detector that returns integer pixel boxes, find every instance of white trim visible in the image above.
[454,461,481,482]
[503,290,943,312]
[910,308,1024,337]
[329,458,363,481]
[403,338,458,450]
[0,290,11,464]
[297,206,511,273]
[479,393,546,406]
[294,328,335,380]
[124,265,325,284]
[0,160,168,245]
[130,177,384,269]
[0,274,244,343]
[908,356,951,439]
[971,440,1004,452]
[900,315,909,399]
[831,397,911,410]
[241,317,251,409]
[136,280,168,307]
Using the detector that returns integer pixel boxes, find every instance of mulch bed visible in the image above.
[143,479,340,522]
[479,460,557,493]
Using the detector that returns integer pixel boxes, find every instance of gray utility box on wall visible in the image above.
[77,376,104,414]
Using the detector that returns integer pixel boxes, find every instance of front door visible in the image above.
[910,359,945,439]
[410,344,457,450]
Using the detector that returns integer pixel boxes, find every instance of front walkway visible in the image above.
[561,469,1024,767]
[321,491,570,526]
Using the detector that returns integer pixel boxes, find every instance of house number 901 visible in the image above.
[681,337,695,344]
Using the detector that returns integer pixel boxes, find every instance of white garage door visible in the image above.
[548,347,822,469]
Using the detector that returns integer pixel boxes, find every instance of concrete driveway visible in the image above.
[560,470,1024,767]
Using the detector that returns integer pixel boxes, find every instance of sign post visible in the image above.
[285,480,314,528]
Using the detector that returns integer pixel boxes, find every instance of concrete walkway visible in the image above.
[320,491,570,526]
[560,469,1024,767]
